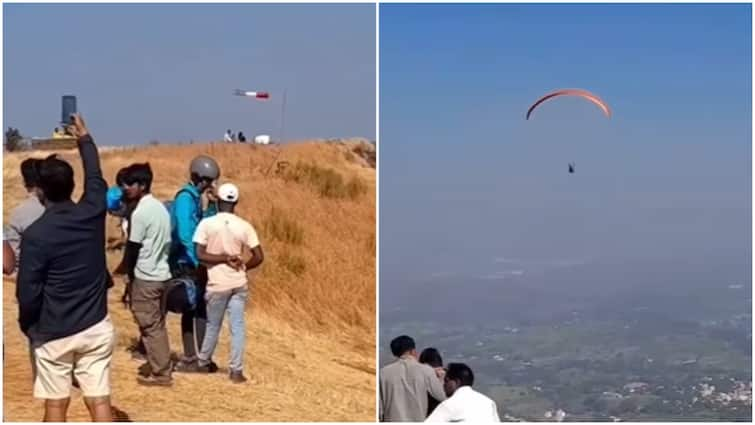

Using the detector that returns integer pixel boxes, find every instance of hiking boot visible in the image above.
[136,375,172,387]
[229,370,248,384]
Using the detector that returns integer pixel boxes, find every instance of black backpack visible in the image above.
[162,276,198,314]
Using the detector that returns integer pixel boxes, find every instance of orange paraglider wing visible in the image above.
[526,89,611,120]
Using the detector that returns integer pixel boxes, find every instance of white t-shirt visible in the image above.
[193,212,260,292]
[425,386,500,422]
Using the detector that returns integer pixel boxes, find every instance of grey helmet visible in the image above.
[189,155,220,180]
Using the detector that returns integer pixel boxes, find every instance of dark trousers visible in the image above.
[131,278,172,378]
[181,302,207,359]
[174,264,208,360]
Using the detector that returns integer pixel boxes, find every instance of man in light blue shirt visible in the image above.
[117,163,173,386]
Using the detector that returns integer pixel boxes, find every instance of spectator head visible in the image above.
[419,348,443,368]
[189,155,220,193]
[115,167,129,188]
[443,363,474,397]
[20,158,41,191]
[36,154,74,204]
[121,163,153,201]
[216,182,239,212]
[390,335,416,358]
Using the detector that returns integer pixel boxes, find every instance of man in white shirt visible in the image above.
[425,363,500,422]
[224,129,233,143]
[192,182,264,383]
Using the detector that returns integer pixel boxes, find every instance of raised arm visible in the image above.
[427,368,447,404]
[67,114,106,213]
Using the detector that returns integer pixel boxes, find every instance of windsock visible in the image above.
[233,89,270,99]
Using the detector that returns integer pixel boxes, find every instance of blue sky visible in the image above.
[380,4,751,285]
[4,3,375,145]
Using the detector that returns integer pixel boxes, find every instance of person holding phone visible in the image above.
[16,114,114,422]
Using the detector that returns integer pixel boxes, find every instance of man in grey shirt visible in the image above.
[380,335,447,422]
[4,157,45,272]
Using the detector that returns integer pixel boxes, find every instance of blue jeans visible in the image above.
[197,286,248,372]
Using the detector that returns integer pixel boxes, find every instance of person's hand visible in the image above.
[201,185,218,211]
[206,185,219,202]
[227,255,243,271]
[65,113,90,139]
[434,367,446,380]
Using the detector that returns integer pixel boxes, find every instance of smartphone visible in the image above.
[61,95,77,125]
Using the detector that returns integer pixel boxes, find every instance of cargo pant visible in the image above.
[131,278,172,378]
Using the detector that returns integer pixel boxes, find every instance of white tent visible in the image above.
[254,134,271,145]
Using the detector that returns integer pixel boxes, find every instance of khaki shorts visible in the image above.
[33,316,115,399]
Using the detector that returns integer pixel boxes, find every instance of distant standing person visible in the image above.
[379,335,447,422]
[193,182,264,382]
[237,132,246,143]
[16,114,114,422]
[169,155,220,372]
[112,167,138,303]
[419,348,446,416]
[4,157,46,271]
[224,130,233,143]
[115,163,173,386]
[425,363,500,422]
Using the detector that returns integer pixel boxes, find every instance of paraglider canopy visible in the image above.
[526,89,611,120]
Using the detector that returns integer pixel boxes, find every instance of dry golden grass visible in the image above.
[2,140,376,422]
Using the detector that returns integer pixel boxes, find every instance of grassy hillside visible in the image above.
[2,140,376,421]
